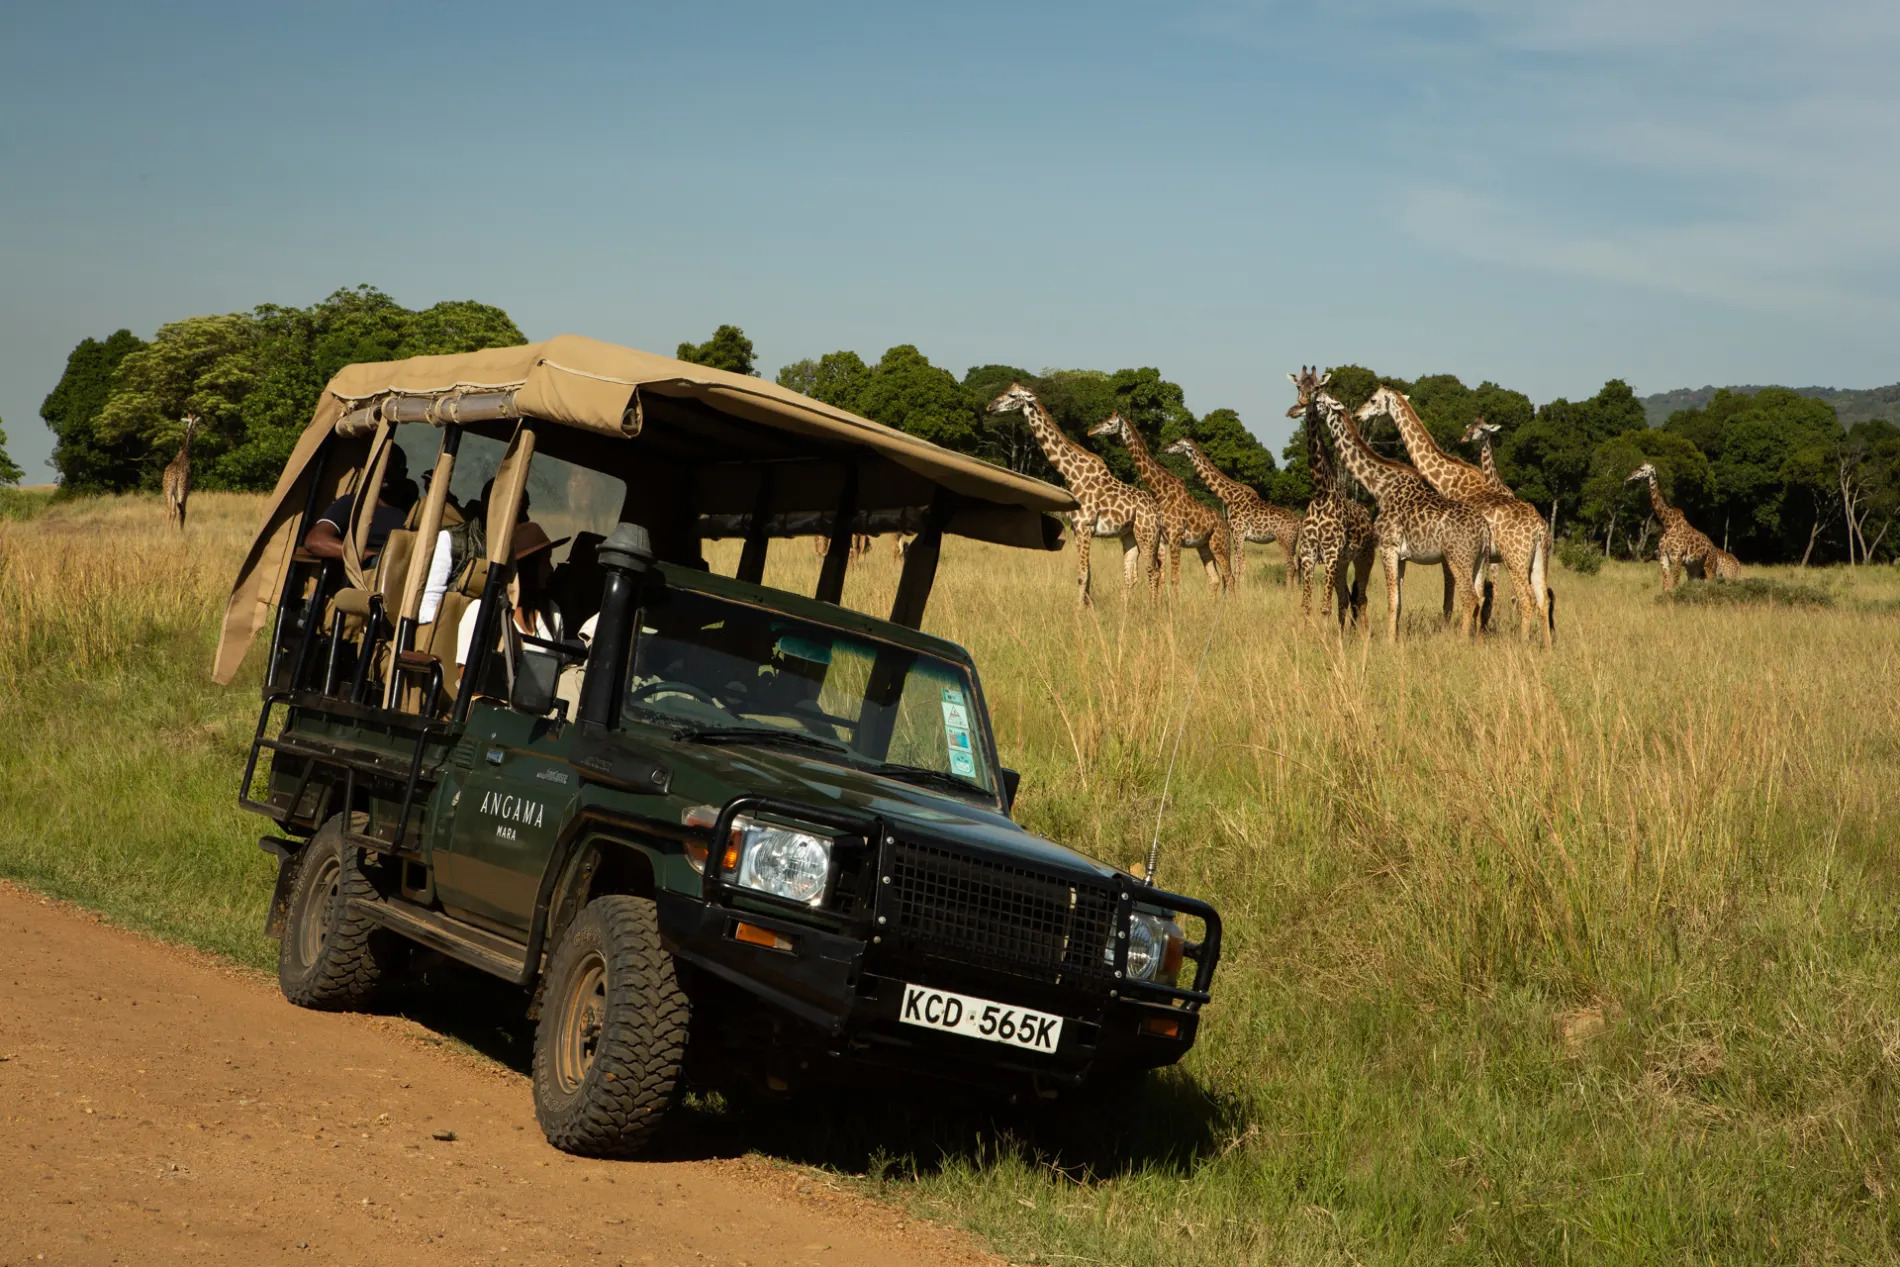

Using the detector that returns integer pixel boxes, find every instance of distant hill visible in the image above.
[1642,382,1900,428]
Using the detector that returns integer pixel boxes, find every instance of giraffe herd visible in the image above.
[982,370,1746,640]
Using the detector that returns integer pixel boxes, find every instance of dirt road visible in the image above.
[0,883,1001,1267]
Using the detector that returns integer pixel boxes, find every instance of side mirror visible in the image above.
[510,648,561,717]
[999,767,1022,814]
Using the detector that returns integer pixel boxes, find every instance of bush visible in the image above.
[1665,577,1834,608]
[1556,537,1603,575]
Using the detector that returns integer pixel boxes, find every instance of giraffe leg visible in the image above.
[1331,553,1352,629]
[1138,507,1163,601]
[1386,551,1404,641]
[1231,536,1245,589]
[1298,549,1315,623]
[1076,525,1094,607]
[1168,529,1183,591]
[1213,529,1232,591]
[1440,562,1455,622]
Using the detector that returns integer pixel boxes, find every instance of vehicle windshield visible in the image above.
[624,586,996,797]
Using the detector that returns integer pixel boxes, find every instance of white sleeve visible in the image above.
[418,529,454,624]
[455,600,482,667]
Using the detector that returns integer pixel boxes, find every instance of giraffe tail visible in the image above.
[1532,528,1552,630]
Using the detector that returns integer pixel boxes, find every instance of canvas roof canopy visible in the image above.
[213,334,1075,684]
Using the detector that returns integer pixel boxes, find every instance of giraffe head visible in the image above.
[1352,385,1404,426]
[1626,462,1657,483]
[1459,416,1500,445]
[1284,367,1331,417]
[1086,412,1132,442]
[1161,437,1198,459]
[984,382,1039,417]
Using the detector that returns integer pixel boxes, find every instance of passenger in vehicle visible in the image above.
[454,521,570,668]
[419,479,526,624]
[305,446,410,561]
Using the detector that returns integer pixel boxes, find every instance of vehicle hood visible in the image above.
[648,732,1121,882]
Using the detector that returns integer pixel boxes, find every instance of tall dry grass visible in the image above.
[5,493,1900,1263]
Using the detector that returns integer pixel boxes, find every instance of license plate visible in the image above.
[898,983,1064,1054]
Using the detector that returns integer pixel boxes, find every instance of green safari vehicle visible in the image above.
[215,336,1222,1155]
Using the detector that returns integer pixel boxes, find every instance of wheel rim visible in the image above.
[297,855,342,967]
[553,950,608,1094]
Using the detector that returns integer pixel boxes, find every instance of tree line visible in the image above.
[34,286,522,495]
[23,306,1900,566]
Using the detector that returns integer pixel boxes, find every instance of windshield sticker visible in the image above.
[942,698,977,778]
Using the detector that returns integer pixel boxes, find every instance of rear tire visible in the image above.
[532,895,691,1156]
[278,815,395,1009]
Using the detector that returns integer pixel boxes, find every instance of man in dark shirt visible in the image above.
[305,445,411,561]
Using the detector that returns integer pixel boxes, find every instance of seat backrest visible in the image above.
[373,529,417,610]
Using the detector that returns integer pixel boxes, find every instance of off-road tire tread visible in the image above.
[532,895,690,1158]
[278,818,392,1010]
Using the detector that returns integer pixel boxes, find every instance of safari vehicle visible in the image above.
[215,336,1222,1155]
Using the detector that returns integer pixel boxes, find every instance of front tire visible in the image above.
[278,816,395,1009]
[532,895,691,1156]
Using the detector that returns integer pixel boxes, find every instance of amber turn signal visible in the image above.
[733,921,794,953]
[1142,1016,1183,1039]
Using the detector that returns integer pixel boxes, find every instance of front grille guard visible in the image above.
[699,796,1223,1010]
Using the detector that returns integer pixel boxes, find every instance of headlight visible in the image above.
[1121,911,1187,985]
[726,815,834,906]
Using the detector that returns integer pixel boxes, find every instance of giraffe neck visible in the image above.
[1381,390,1476,491]
[1019,399,1097,486]
[1315,392,1400,498]
[1646,472,1678,524]
[1115,421,1174,493]
[1182,443,1252,505]
[1304,398,1341,498]
[1478,435,1502,484]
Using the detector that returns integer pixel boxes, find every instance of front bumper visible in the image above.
[656,890,1207,1088]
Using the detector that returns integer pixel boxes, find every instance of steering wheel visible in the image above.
[630,680,727,711]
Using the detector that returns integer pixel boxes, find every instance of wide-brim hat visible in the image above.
[511,522,571,562]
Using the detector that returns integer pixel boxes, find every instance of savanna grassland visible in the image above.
[4,489,1900,1265]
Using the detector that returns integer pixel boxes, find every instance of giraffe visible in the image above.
[1290,371,1489,640]
[1707,545,1744,581]
[1284,370,1376,628]
[985,384,1162,606]
[1460,418,1513,494]
[1163,437,1305,589]
[162,412,200,531]
[1087,414,1232,593]
[1357,386,1553,646]
[1629,463,1715,589]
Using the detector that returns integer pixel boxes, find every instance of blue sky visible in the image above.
[3,0,1896,482]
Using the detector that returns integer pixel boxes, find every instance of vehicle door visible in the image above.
[430,704,578,932]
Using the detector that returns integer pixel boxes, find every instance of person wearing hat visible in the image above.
[453,519,571,669]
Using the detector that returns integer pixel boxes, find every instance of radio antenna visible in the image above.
[1144,578,1229,887]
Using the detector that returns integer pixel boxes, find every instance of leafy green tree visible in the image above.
[676,324,758,376]
[0,416,22,486]
[1581,430,1713,557]
[1665,387,1845,562]
[94,312,261,489]
[41,329,148,492]
[851,346,980,452]
[1191,408,1278,493]
[55,287,527,493]
[777,351,871,412]
[1839,419,1900,562]
[1502,379,1649,537]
